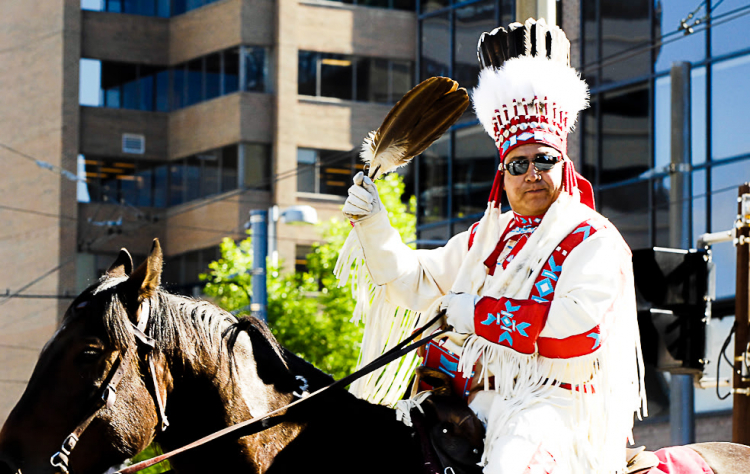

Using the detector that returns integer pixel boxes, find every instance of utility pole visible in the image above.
[733,183,750,444]
[669,61,695,445]
[250,210,268,323]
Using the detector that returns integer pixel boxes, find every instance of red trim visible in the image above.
[537,326,602,359]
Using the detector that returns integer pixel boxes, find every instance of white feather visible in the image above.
[472,56,589,139]
[360,132,409,178]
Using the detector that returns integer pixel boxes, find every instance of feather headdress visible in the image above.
[361,76,469,180]
[472,18,594,209]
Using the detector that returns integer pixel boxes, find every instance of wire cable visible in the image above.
[716,320,737,400]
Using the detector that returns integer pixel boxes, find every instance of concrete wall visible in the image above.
[169,92,273,159]
[81,10,169,64]
[80,106,169,160]
[0,0,80,422]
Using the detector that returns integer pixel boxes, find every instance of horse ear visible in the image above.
[130,239,163,299]
[106,249,134,278]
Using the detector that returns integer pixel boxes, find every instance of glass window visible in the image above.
[221,145,238,192]
[79,59,102,106]
[135,162,153,207]
[82,0,104,11]
[421,0,449,15]
[138,65,159,111]
[454,1,495,92]
[320,54,353,100]
[711,55,750,161]
[421,13,450,81]
[319,150,354,196]
[172,66,186,110]
[185,156,201,201]
[580,96,598,183]
[169,162,185,206]
[205,52,221,100]
[356,58,388,103]
[390,60,412,102]
[297,148,317,193]
[653,177,670,247]
[599,0,651,84]
[107,0,123,12]
[710,159,750,297]
[295,245,313,273]
[224,48,240,94]
[186,58,203,107]
[653,0,706,72]
[582,0,599,86]
[393,0,416,11]
[77,155,92,203]
[599,181,650,249]
[153,164,168,208]
[242,143,271,191]
[102,62,136,108]
[600,83,650,184]
[453,126,497,219]
[419,135,450,224]
[82,157,102,202]
[711,0,750,57]
[198,151,220,197]
[358,0,389,7]
[298,51,317,96]
[157,0,170,17]
[419,224,450,247]
[244,47,266,92]
[692,66,707,166]
[153,69,169,112]
[172,0,186,15]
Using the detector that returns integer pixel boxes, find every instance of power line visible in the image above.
[0,204,77,221]
[580,3,750,75]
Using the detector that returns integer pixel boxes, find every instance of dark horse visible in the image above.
[0,240,748,474]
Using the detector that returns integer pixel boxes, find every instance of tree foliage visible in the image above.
[201,173,415,380]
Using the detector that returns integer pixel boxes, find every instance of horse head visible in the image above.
[0,240,170,474]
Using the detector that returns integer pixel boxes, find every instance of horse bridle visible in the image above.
[50,300,169,474]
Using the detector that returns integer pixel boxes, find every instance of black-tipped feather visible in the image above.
[507,24,527,59]
[546,31,553,59]
[530,22,537,57]
[477,27,510,70]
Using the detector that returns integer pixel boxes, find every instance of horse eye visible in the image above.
[77,346,103,363]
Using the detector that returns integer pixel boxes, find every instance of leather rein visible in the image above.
[50,300,169,474]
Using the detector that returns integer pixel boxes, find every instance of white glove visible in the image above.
[342,171,383,222]
[440,292,479,334]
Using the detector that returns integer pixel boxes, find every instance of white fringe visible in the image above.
[394,390,432,427]
[334,230,428,406]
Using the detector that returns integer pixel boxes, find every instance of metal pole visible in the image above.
[669,61,695,445]
[250,210,268,323]
[733,183,750,444]
[268,205,279,268]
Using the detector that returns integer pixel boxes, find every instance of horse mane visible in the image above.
[83,274,330,392]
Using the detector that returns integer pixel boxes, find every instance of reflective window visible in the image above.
[221,145,238,192]
[419,135,450,225]
[599,0,651,84]
[692,169,707,243]
[83,0,222,16]
[580,96,598,183]
[205,53,221,100]
[454,1,495,93]
[692,66,707,166]
[653,0,706,72]
[421,0,449,14]
[244,47,266,92]
[711,55,750,161]
[298,52,413,103]
[582,0,599,86]
[711,0,750,57]
[320,54,353,100]
[324,0,415,10]
[599,181,650,249]
[600,83,650,184]
[653,75,671,171]
[453,126,497,219]
[241,143,272,191]
[653,177,669,247]
[224,48,240,94]
[421,13,450,81]
[79,158,169,207]
[296,148,356,196]
[80,47,268,112]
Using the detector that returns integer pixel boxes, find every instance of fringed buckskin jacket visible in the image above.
[335,191,647,474]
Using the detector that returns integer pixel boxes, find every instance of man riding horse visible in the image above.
[337,19,647,474]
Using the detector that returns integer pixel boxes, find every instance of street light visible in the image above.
[249,205,318,322]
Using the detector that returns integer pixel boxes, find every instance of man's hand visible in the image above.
[343,171,383,222]
[441,292,479,334]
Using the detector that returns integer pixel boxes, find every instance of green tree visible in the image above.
[201,173,415,379]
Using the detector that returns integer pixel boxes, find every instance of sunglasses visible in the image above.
[501,155,561,176]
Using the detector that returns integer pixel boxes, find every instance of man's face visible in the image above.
[503,144,564,216]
